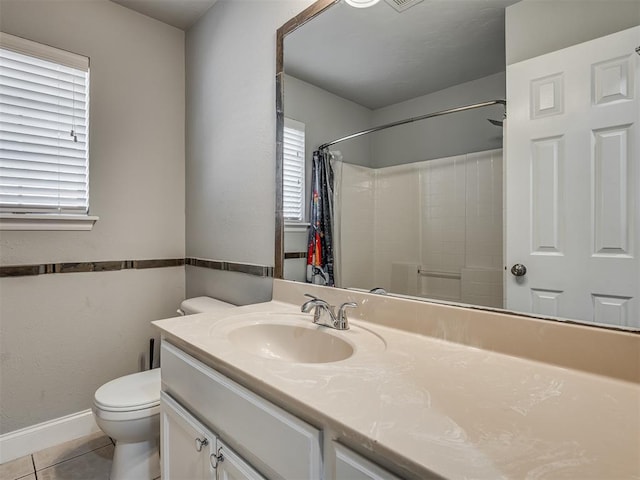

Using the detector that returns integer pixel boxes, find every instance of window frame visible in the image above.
[0,32,97,231]
[282,117,307,224]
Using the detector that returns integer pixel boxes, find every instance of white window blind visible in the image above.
[283,118,305,222]
[0,32,90,215]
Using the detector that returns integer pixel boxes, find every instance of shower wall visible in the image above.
[283,72,505,295]
[337,163,375,289]
[339,149,503,308]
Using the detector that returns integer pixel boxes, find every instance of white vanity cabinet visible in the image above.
[161,392,264,480]
[160,340,405,480]
[160,341,323,480]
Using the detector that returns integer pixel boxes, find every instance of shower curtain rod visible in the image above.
[317,99,506,151]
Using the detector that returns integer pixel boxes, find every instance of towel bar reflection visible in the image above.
[417,268,461,280]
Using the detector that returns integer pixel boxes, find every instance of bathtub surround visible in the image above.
[338,149,503,305]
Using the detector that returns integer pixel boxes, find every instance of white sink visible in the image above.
[228,323,354,363]
[217,313,385,364]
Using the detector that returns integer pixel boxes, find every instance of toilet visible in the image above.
[92,297,235,480]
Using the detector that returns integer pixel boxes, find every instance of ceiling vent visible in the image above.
[384,0,424,13]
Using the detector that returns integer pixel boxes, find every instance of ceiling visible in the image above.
[109,0,519,109]
[110,0,218,30]
[284,0,519,109]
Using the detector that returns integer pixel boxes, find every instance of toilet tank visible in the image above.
[178,296,235,315]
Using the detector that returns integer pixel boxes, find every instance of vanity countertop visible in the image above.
[153,299,640,479]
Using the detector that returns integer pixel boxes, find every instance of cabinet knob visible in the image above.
[210,447,224,469]
[195,437,209,452]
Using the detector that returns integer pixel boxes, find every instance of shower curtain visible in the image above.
[306,149,335,286]
[330,152,342,288]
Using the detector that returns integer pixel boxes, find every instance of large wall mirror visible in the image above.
[275,0,640,332]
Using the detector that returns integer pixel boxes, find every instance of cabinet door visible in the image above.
[161,392,216,480]
[215,440,266,480]
[162,341,322,479]
[334,444,401,480]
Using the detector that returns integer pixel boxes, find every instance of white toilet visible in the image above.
[93,297,235,480]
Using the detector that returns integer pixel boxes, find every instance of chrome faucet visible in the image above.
[368,287,387,295]
[301,294,357,330]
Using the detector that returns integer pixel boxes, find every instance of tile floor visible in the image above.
[0,432,161,480]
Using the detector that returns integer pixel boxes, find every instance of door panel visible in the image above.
[161,392,216,480]
[506,26,639,327]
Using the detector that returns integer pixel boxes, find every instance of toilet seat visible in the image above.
[92,297,234,480]
[93,403,160,422]
[94,368,160,416]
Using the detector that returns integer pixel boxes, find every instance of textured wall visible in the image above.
[284,74,372,169]
[506,0,640,65]
[0,0,186,264]
[0,0,185,433]
[185,0,315,304]
[370,73,505,168]
[0,270,184,434]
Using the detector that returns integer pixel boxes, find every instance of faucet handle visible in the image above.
[336,301,358,329]
[303,293,330,307]
[338,301,358,315]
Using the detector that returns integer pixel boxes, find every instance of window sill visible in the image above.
[284,222,310,233]
[0,214,99,231]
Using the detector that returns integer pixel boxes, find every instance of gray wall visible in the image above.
[284,74,372,173]
[284,72,504,169]
[0,0,185,434]
[506,0,640,65]
[185,0,315,305]
[3,0,635,437]
[371,72,505,168]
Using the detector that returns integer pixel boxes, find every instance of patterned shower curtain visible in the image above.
[306,149,334,286]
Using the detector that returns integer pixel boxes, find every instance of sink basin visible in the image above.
[227,323,354,363]
[216,312,386,364]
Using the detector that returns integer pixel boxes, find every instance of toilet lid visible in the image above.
[94,368,160,412]
[180,296,235,315]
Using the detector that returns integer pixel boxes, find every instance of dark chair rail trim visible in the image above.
[1,258,273,278]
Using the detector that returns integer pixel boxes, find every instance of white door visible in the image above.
[505,26,640,327]
[161,392,217,480]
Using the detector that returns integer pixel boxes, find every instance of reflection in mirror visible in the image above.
[276,0,640,331]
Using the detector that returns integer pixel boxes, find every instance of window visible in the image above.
[0,32,95,230]
[283,118,305,222]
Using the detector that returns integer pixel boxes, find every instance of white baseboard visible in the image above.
[0,409,100,464]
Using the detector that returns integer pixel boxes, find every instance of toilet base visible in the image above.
[110,438,160,480]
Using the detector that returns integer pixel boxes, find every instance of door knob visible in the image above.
[510,264,527,277]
